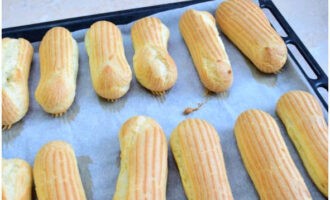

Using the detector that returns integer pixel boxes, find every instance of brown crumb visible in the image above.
[183,107,195,115]
[183,102,205,115]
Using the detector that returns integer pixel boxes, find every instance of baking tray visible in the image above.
[2,0,328,199]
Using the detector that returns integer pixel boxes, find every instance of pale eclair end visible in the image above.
[2,38,33,129]
[2,158,33,200]
[114,116,167,200]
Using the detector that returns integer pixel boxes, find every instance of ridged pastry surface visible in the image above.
[170,118,233,200]
[114,116,167,200]
[179,9,233,93]
[216,0,287,73]
[131,17,177,94]
[2,158,33,200]
[33,141,86,200]
[85,21,132,100]
[35,27,78,115]
[276,90,328,196]
[2,38,33,129]
[234,109,311,200]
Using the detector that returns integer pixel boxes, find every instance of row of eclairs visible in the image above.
[2,0,286,128]
[4,90,328,199]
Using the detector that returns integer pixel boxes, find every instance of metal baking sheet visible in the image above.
[2,0,327,199]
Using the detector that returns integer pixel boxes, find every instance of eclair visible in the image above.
[277,90,328,196]
[235,109,311,199]
[85,21,132,101]
[2,38,33,129]
[170,118,233,200]
[114,116,167,200]
[35,27,78,116]
[2,158,33,200]
[131,17,177,95]
[216,0,287,73]
[33,141,86,200]
[179,9,233,92]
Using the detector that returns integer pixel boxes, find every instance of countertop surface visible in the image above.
[3,0,328,73]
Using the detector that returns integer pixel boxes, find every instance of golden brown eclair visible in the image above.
[2,158,33,200]
[85,21,132,101]
[131,17,177,95]
[276,90,328,196]
[179,9,233,93]
[35,27,78,116]
[234,109,311,200]
[2,38,33,130]
[170,118,233,200]
[114,116,167,200]
[216,0,287,73]
[33,141,86,200]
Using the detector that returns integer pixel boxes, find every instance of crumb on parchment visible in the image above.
[183,102,205,115]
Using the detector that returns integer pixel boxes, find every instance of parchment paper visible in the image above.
[2,0,327,199]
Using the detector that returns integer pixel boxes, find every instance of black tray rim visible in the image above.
[2,0,212,42]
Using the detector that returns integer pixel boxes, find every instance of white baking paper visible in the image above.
[2,0,327,199]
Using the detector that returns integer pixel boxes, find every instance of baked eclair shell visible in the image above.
[2,38,33,129]
[170,118,233,200]
[179,9,233,93]
[114,116,168,200]
[2,158,33,200]
[276,90,328,196]
[33,141,86,200]
[216,0,287,73]
[131,17,177,94]
[234,109,311,200]
[85,21,132,100]
[35,27,78,115]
